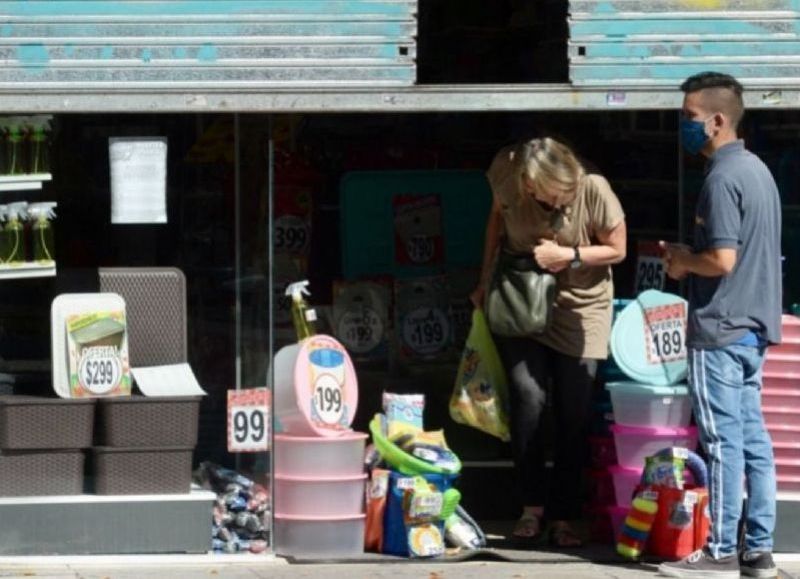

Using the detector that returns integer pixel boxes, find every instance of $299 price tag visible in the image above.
[227,388,270,453]
[79,348,123,395]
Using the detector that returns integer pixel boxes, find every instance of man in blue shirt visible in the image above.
[659,72,782,579]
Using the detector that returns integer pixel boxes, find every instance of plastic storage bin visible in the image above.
[767,423,800,444]
[763,372,800,392]
[588,435,617,469]
[610,424,698,469]
[274,474,366,517]
[0,450,84,496]
[777,475,800,493]
[274,514,366,556]
[587,468,616,506]
[762,390,800,411]
[0,396,94,450]
[782,315,800,340]
[608,465,643,506]
[93,446,193,495]
[770,339,800,358]
[773,441,800,462]
[274,432,367,477]
[606,382,692,428]
[96,395,200,447]
[763,407,800,430]
[763,356,800,375]
[776,459,800,479]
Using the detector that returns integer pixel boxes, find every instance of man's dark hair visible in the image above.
[680,71,745,128]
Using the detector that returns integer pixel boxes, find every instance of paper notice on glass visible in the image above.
[131,363,207,397]
[109,137,168,224]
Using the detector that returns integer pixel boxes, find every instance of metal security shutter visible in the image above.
[568,0,800,86]
[0,0,417,89]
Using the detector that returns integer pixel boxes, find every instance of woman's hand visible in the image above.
[534,239,572,273]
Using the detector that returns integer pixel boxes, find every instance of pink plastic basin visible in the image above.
[608,465,643,507]
[775,459,800,479]
[770,339,800,358]
[767,423,800,444]
[762,372,800,393]
[762,389,800,411]
[589,435,618,469]
[274,432,367,477]
[610,424,698,469]
[763,407,800,430]
[764,355,800,375]
[274,513,366,556]
[773,442,800,462]
[777,475,800,493]
[274,473,366,517]
[782,315,800,340]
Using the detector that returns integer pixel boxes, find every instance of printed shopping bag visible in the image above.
[449,309,511,441]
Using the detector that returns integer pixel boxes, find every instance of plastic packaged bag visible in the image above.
[449,309,511,441]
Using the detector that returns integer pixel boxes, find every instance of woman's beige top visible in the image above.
[487,146,625,360]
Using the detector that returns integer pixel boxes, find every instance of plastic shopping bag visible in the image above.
[449,309,511,441]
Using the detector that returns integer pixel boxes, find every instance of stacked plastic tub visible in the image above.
[591,291,699,541]
[0,396,94,496]
[273,335,367,557]
[763,315,800,493]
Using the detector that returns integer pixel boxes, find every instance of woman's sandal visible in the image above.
[548,524,583,548]
[511,513,542,541]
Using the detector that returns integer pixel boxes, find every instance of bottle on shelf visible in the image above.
[0,205,8,264]
[5,118,27,176]
[27,116,52,175]
[5,201,28,264]
[286,280,317,341]
[27,201,57,263]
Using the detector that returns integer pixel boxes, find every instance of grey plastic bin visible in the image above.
[96,395,201,447]
[0,450,84,496]
[93,446,193,495]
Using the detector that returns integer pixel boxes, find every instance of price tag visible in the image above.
[312,374,344,425]
[337,308,383,354]
[79,349,123,395]
[402,307,450,356]
[227,388,270,453]
[274,215,310,255]
[406,235,436,264]
[644,303,687,365]
[635,241,666,293]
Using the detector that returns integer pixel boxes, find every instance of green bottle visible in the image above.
[29,201,56,263]
[0,205,8,264]
[6,119,25,175]
[28,116,52,174]
[286,280,317,341]
[5,202,27,264]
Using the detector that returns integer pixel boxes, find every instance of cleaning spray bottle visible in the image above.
[0,205,8,264]
[285,280,317,341]
[27,201,57,263]
[5,202,28,264]
[27,116,52,174]
[6,118,26,175]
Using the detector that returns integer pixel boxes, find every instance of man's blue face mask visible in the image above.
[680,116,711,155]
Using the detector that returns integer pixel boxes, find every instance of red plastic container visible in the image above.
[647,485,710,560]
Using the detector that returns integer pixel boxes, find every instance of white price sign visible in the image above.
[644,303,687,365]
[78,348,123,395]
[312,375,344,425]
[402,307,450,356]
[406,235,436,264]
[227,388,270,453]
[635,241,666,293]
[337,308,383,354]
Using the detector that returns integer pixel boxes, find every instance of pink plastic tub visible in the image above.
[782,315,800,340]
[762,389,800,411]
[773,442,800,462]
[762,372,800,393]
[608,465,643,506]
[274,513,366,556]
[274,432,367,477]
[610,424,698,469]
[764,355,800,375]
[777,475,800,493]
[767,423,800,444]
[775,459,800,480]
[763,407,800,430]
[588,435,618,469]
[770,339,800,358]
[274,473,366,518]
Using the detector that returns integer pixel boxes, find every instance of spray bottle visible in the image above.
[285,280,317,341]
[27,201,57,263]
[5,202,28,264]
[27,115,52,174]
[0,205,8,264]
[6,117,26,175]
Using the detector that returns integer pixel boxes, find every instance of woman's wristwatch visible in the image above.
[570,246,582,269]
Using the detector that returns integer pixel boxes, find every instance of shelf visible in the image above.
[0,262,56,280]
[0,84,798,113]
[0,174,52,192]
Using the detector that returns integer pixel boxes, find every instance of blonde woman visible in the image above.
[471,137,627,547]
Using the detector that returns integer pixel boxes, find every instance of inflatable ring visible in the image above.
[650,446,708,488]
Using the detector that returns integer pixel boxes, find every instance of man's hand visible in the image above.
[659,240,692,280]
[469,284,486,309]
[534,239,571,273]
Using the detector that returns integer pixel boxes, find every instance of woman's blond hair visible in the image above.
[514,137,584,204]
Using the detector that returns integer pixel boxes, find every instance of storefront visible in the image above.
[0,0,798,560]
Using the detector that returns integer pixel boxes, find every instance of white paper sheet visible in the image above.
[109,137,168,224]
[131,363,207,397]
